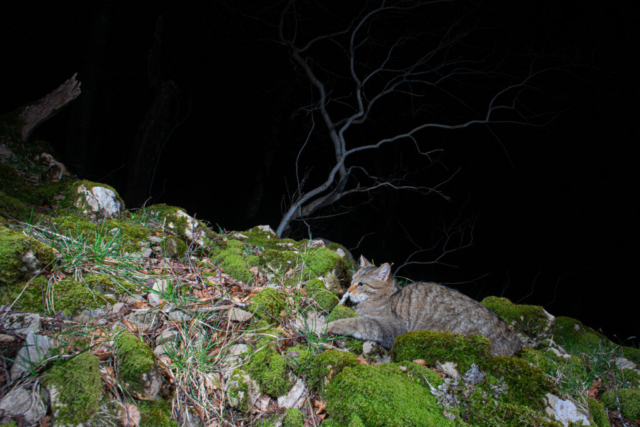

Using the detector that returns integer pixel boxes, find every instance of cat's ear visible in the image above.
[360,256,373,267]
[374,263,392,282]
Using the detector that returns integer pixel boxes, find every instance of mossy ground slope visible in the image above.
[1,152,638,426]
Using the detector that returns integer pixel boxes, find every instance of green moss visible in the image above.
[482,296,553,340]
[0,274,126,314]
[0,275,46,310]
[305,279,339,312]
[520,348,585,379]
[391,330,491,373]
[114,331,157,395]
[249,288,285,323]
[283,408,304,427]
[622,346,640,364]
[0,163,69,207]
[241,225,300,250]
[553,317,611,354]
[218,253,254,283]
[43,352,102,426]
[226,369,254,412]
[0,190,32,221]
[0,227,53,286]
[248,348,293,397]
[467,380,560,427]
[260,248,299,273]
[618,368,640,389]
[83,273,137,295]
[304,247,348,279]
[601,388,640,421]
[144,204,214,245]
[138,399,179,427]
[327,304,358,323]
[57,180,123,215]
[1,421,18,427]
[480,356,554,410]
[586,396,611,427]
[286,345,314,375]
[326,363,456,427]
[308,350,359,394]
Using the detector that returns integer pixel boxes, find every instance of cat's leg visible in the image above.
[327,317,406,349]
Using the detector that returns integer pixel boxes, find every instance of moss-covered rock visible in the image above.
[43,352,102,426]
[622,346,640,365]
[601,388,640,421]
[553,316,611,353]
[327,304,358,323]
[308,350,359,394]
[0,273,133,314]
[0,163,69,207]
[305,279,339,312]
[586,396,611,427]
[226,368,260,413]
[391,330,491,373]
[325,363,457,427]
[482,296,555,346]
[138,399,179,427]
[260,248,299,273]
[282,408,304,427]
[144,204,213,247]
[0,190,33,221]
[249,288,285,323]
[114,331,162,399]
[247,348,294,398]
[58,180,124,220]
[304,247,349,280]
[0,227,53,287]
[83,273,137,295]
[480,356,554,410]
[286,345,314,375]
[519,347,585,379]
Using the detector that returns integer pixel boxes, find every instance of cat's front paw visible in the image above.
[326,319,353,336]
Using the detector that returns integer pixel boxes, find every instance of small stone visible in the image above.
[148,236,163,243]
[168,310,192,322]
[112,302,125,314]
[545,393,591,426]
[0,384,46,425]
[154,344,168,356]
[124,309,160,332]
[153,279,169,293]
[124,294,144,304]
[228,308,253,322]
[141,248,153,258]
[10,333,54,381]
[148,293,162,307]
[436,361,461,380]
[1,312,41,335]
[156,329,180,345]
[257,225,276,234]
[0,333,17,343]
[615,357,637,370]
[277,378,308,409]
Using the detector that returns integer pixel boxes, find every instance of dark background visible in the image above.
[1,1,636,345]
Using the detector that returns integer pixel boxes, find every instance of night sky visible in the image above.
[1,1,636,344]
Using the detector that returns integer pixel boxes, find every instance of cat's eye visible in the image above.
[358,282,364,287]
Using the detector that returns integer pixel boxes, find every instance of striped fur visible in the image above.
[327,257,522,356]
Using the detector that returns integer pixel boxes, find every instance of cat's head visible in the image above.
[339,256,397,305]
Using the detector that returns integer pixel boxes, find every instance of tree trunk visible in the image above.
[19,74,81,142]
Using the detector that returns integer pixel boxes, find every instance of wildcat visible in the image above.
[326,257,522,356]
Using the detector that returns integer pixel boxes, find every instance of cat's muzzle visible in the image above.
[338,291,351,305]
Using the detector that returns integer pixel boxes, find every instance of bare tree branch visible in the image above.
[275,0,569,238]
